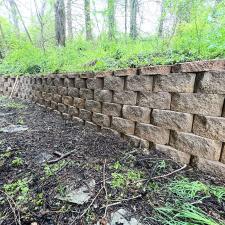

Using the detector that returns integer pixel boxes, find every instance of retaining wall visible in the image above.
[1,59,225,178]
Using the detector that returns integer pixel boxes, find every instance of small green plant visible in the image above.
[12,157,23,167]
[127,170,142,181]
[5,101,25,110]
[3,178,30,204]
[113,161,122,170]
[111,172,126,188]
[44,160,67,177]
[0,150,12,160]
[17,117,25,125]
[33,193,44,207]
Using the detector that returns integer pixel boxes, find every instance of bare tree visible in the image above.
[130,0,138,39]
[158,0,166,37]
[7,0,19,36]
[108,0,116,39]
[84,0,92,40]
[67,0,73,39]
[55,0,66,46]
[34,0,46,51]
[125,0,128,35]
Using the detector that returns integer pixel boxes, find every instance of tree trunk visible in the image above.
[108,0,115,40]
[55,0,66,46]
[7,0,19,36]
[84,0,92,40]
[158,0,166,37]
[67,0,73,39]
[125,0,128,35]
[130,0,138,39]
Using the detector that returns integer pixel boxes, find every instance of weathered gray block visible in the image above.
[73,97,85,108]
[197,71,225,94]
[171,93,224,116]
[79,109,92,121]
[104,77,124,91]
[193,115,225,142]
[155,144,191,165]
[139,92,171,110]
[79,88,94,100]
[113,91,137,105]
[170,131,222,160]
[135,123,170,144]
[85,100,101,113]
[62,96,73,106]
[94,90,112,102]
[92,113,110,127]
[111,117,135,134]
[68,106,79,116]
[102,102,122,116]
[68,88,79,97]
[154,73,196,93]
[86,78,103,90]
[75,77,86,88]
[122,105,150,123]
[126,75,153,91]
[152,109,193,132]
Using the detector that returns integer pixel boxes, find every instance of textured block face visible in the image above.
[195,158,225,179]
[73,97,85,108]
[68,88,79,97]
[111,117,135,134]
[86,78,103,90]
[139,92,171,110]
[101,127,120,137]
[79,88,94,100]
[152,109,193,132]
[114,68,137,76]
[74,77,86,88]
[221,145,225,164]
[85,121,99,130]
[170,131,222,160]
[102,102,122,116]
[94,90,112,102]
[72,116,84,126]
[79,109,92,121]
[155,144,191,165]
[154,73,196,93]
[193,115,225,142]
[113,91,137,105]
[135,123,170,144]
[126,75,153,91]
[58,103,67,113]
[53,77,64,86]
[140,65,171,75]
[197,72,225,94]
[64,78,75,87]
[58,86,68,96]
[68,106,79,116]
[171,93,224,116]
[122,105,151,123]
[92,113,110,127]
[62,96,73,106]
[104,77,124,91]
[85,100,101,112]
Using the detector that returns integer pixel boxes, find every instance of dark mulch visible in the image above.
[0,98,224,225]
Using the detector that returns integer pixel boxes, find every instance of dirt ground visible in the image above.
[0,97,225,225]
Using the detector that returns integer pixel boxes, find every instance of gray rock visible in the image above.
[35,152,52,164]
[56,179,95,205]
[96,209,142,225]
[0,125,28,133]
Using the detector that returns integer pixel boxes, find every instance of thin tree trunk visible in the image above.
[67,0,73,39]
[125,0,128,35]
[34,0,46,52]
[158,0,166,37]
[108,0,115,40]
[0,22,4,59]
[13,1,33,44]
[84,0,92,40]
[55,0,66,46]
[7,0,20,37]
[130,0,138,39]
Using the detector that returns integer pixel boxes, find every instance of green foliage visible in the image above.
[44,160,67,177]
[11,157,23,167]
[3,178,30,204]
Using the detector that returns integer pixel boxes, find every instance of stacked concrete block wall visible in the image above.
[1,59,225,178]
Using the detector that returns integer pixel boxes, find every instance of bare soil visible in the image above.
[0,98,224,225]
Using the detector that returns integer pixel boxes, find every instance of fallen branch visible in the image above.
[9,76,19,99]
[100,194,142,209]
[47,149,82,164]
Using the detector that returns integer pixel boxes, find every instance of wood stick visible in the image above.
[10,76,19,99]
